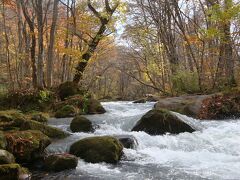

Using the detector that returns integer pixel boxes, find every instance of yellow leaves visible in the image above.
[185,35,201,45]
[56,46,82,58]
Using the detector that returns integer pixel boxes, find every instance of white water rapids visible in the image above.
[43,101,240,180]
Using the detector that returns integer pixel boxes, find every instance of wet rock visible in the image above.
[20,119,70,139]
[5,130,51,163]
[0,150,15,164]
[0,163,30,180]
[132,109,195,135]
[133,99,146,104]
[69,136,123,164]
[55,105,78,118]
[70,116,93,133]
[44,153,78,172]
[114,135,138,149]
[87,98,106,114]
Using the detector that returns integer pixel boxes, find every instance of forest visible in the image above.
[0,0,239,98]
[0,0,240,179]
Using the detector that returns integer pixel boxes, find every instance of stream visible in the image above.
[35,101,240,180]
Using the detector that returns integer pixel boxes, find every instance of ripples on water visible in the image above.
[37,101,240,180]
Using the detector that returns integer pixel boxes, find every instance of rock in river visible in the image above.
[69,136,123,164]
[44,153,78,172]
[70,116,93,133]
[132,109,195,135]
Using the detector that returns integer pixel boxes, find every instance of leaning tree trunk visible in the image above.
[72,0,119,84]
[73,23,107,84]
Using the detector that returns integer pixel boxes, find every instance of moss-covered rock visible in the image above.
[44,153,78,172]
[20,119,69,139]
[4,130,51,163]
[0,131,7,149]
[87,98,106,114]
[0,163,30,180]
[58,81,79,100]
[0,110,26,131]
[54,95,85,111]
[70,116,93,133]
[0,150,15,164]
[55,105,78,118]
[132,109,195,135]
[69,136,123,164]
[30,112,48,123]
[0,90,55,112]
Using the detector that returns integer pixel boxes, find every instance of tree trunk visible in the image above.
[36,0,44,89]
[47,0,59,87]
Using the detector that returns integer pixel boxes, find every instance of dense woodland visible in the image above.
[0,0,240,99]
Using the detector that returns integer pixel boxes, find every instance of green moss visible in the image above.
[0,110,27,131]
[55,105,77,118]
[0,163,30,180]
[20,120,69,139]
[0,90,56,112]
[87,98,106,114]
[45,154,78,172]
[28,111,49,123]
[69,136,123,164]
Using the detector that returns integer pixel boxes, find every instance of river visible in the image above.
[35,101,240,180]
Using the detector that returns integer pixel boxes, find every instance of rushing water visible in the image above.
[36,101,240,180]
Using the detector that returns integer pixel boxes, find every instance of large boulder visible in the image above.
[69,136,123,164]
[20,119,70,139]
[132,109,195,135]
[0,163,30,180]
[0,131,7,149]
[70,116,93,133]
[58,81,79,100]
[154,95,211,118]
[44,153,78,172]
[87,98,106,114]
[0,150,15,164]
[4,130,51,163]
[55,105,78,118]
